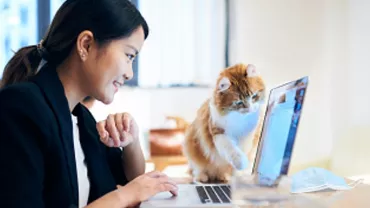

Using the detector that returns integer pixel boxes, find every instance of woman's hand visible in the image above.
[117,171,178,207]
[96,112,139,148]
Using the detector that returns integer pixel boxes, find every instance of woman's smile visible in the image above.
[113,80,123,92]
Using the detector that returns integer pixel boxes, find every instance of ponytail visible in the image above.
[0,45,42,88]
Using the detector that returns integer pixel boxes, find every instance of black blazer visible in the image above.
[0,64,128,208]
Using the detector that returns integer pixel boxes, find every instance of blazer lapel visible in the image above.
[30,64,78,203]
[72,104,116,202]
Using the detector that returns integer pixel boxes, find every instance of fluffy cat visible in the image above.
[182,63,266,183]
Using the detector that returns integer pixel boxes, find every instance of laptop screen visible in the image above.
[253,77,308,181]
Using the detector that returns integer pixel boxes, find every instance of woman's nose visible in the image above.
[124,69,133,81]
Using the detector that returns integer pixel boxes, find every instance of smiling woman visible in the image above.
[0,0,178,208]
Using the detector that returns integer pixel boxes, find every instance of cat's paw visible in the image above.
[215,173,230,183]
[194,172,209,183]
[231,151,249,170]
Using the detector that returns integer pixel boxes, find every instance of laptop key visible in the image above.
[196,186,211,204]
[213,186,230,203]
[220,185,231,199]
[205,186,221,203]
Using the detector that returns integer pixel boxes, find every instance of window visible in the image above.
[50,0,63,20]
[0,0,37,78]
[137,0,228,87]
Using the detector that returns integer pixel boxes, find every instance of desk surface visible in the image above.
[167,175,370,208]
[161,164,370,207]
[169,177,370,208]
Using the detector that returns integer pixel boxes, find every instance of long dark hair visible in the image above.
[0,0,149,88]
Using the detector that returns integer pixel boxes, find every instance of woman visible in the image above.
[0,0,177,207]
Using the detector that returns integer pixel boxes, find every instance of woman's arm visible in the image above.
[97,112,146,182]
[85,189,131,208]
[86,110,178,207]
[122,139,145,181]
[87,171,178,208]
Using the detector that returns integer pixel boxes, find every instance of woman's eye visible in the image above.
[126,54,135,61]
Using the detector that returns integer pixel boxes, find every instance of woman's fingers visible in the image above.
[157,175,177,186]
[169,189,178,196]
[147,170,167,178]
[96,113,138,148]
[119,131,132,146]
[96,120,108,142]
[114,113,124,139]
[146,171,179,195]
[115,113,130,144]
[122,113,131,132]
[169,187,179,196]
[148,171,178,188]
[157,182,178,196]
[153,173,178,196]
[106,114,120,147]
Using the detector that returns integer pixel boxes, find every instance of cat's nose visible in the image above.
[243,100,250,108]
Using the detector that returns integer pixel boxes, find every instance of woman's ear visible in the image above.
[76,30,94,61]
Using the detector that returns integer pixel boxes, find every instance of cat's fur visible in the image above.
[182,63,266,183]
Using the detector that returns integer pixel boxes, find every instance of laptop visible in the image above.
[140,76,309,208]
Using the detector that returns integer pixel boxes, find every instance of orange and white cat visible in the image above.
[182,63,266,183]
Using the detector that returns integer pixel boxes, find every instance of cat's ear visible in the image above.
[246,64,258,77]
[217,77,231,92]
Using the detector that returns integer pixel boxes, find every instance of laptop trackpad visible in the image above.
[141,185,203,207]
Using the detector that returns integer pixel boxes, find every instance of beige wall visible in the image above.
[330,0,370,177]
[229,0,336,173]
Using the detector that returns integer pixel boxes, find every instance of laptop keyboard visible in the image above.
[196,185,231,204]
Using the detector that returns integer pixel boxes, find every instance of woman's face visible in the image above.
[82,26,145,104]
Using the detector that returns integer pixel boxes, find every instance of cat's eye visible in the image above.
[252,93,259,100]
[235,100,243,105]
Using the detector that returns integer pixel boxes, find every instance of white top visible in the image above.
[71,114,90,207]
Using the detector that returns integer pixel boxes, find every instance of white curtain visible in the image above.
[137,0,226,87]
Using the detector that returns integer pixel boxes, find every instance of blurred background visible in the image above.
[1,0,370,181]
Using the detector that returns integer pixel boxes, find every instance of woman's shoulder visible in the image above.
[0,82,50,117]
[0,82,44,103]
